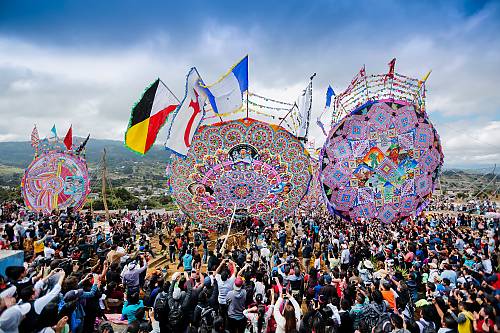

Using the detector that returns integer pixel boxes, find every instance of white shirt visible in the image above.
[273,297,301,333]
[341,249,350,264]
[482,259,492,274]
[44,247,55,259]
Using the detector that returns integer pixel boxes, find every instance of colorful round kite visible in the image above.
[320,99,443,223]
[21,151,90,213]
[170,118,312,229]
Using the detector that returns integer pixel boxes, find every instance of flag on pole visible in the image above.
[296,80,313,140]
[50,124,57,138]
[317,85,335,136]
[384,58,396,84]
[165,68,207,157]
[63,125,73,150]
[325,85,335,107]
[388,58,396,77]
[200,55,248,114]
[30,125,39,148]
[125,78,180,154]
[76,134,90,155]
[418,70,432,88]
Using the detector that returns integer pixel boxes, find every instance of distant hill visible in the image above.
[0,138,171,169]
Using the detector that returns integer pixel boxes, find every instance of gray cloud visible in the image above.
[0,5,499,168]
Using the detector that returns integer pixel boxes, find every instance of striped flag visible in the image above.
[125,79,179,154]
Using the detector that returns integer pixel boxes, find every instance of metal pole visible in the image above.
[278,103,296,127]
[101,149,109,220]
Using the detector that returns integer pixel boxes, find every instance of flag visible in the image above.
[384,58,396,84]
[125,78,179,154]
[165,68,207,157]
[418,70,432,88]
[296,80,312,140]
[51,124,57,138]
[76,134,90,155]
[63,125,73,150]
[325,85,335,107]
[200,55,248,114]
[388,58,396,77]
[30,125,39,148]
[316,118,327,136]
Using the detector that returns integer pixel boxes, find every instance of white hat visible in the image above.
[429,263,437,269]
[0,303,31,333]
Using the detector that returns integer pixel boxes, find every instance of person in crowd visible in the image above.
[0,196,497,333]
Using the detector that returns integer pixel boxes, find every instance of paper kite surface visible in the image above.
[21,151,90,213]
[170,118,312,229]
[320,99,443,223]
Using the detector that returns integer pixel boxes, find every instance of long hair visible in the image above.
[283,303,297,333]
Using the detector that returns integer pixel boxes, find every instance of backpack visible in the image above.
[197,305,216,331]
[419,320,437,333]
[168,300,184,328]
[153,292,168,321]
[368,303,392,333]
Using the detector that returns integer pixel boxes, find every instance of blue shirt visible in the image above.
[183,254,193,270]
[122,300,144,323]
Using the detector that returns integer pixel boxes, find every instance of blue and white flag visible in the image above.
[201,56,248,114]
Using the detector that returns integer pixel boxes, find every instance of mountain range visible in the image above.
[0,138,172,169]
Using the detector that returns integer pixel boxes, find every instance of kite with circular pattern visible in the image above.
[320,99,443,223]
[21,151,90,213]
[170,118,312,230]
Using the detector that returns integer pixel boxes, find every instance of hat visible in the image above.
[172,287,182,300]
[363,260,374,269]
[0,303,31,333]
[234,277,243,289]
[429,263,437,269]
[324,275,332,284]
[64,289,84,302]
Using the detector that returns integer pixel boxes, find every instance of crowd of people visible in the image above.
[0,197,498,333]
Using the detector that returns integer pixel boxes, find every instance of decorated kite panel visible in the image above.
[319,100,443,223]
[21,152,90,213]
[170,118,312,229]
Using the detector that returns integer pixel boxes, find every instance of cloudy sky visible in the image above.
[0,0,499,168]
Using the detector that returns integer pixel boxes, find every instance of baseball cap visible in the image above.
[0,303,31,333]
